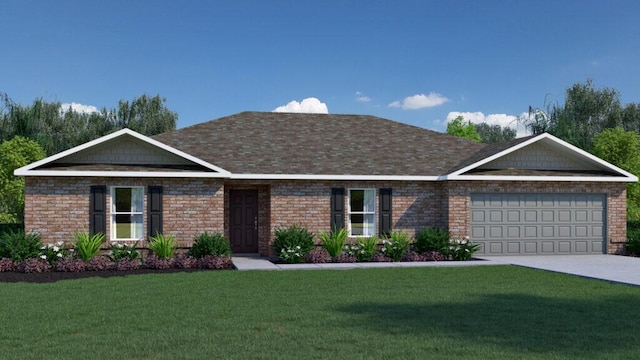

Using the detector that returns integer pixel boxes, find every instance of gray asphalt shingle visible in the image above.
[152,111,487,176]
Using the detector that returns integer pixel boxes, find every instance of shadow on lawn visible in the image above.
[335,292,640,356]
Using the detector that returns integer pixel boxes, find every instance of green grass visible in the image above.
[1,266,640,359]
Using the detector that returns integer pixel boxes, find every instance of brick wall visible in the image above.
[266,180,445,256]
[444,181,627,254]
[25,177,629,256]
[25,177,224,247]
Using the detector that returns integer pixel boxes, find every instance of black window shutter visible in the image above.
[89,185,106,235]
[379,188,392,238]
[148,186,163,237]
[330,188,345,231]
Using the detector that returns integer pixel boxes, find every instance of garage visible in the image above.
[470,193,606,255]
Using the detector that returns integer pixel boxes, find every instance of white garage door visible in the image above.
[470,193,606,255]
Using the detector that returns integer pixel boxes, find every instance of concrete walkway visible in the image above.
[479,255,640,286]
[232,254,640,287]
[231,255,504,271]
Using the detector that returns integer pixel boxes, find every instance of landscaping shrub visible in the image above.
[148,233,177,259]
[370,253,392,262]
[55,258,87,272]
[189,231,231,258]
[145,254,174,270]
[402,251,426,262]
[332,253,357,263]
[448,237,480,261]
[86,256,113,271]
[305,247,332,263]
[318,227,347,258]
[40,241,72,266]
[174,254,198,269]
[345,235,378,262]
[273,225,314,264]
[626,221,640,255]
[0,258,15,272]
[0,230,43,262]
[114,259,140,271]
[199,255,233,269]
[108,242,140,262]
[17,258,52,273]
[423,251,446,261]
[73,232,105,261]
[381,230,412,262]
[415,227,450,254]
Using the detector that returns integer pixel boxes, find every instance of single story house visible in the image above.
[15,111,637,256]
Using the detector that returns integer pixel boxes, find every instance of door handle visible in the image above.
[255,217,258,230]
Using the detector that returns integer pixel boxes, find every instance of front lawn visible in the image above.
[1,266,639,359]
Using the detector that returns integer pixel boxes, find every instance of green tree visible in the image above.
[0,136,46,222]
[114,94,177,136]
[475,122,517,143]
[591,127,640,220]
[446,116,482,142]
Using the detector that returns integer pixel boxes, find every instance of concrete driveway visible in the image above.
[479,255,640,286]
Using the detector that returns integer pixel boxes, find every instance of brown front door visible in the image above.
[230,190,259,253]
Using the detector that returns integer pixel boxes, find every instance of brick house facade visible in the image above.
[16,112,637,257]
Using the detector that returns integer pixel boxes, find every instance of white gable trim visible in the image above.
[446,133,638,182]
[14,128,231,177]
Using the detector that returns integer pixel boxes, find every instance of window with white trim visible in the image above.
[111,186,144,240]
[348,189,376,236]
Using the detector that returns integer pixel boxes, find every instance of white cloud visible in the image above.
[60,102,99,114]
[273,97,329,114]
[446,111,532,138]
[388,92,449,110]
[355,91,371,103]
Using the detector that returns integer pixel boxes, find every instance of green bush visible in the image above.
[626,221,640,256]
[345,235,378,262]
[449,237,480,261]
[108,241,140,262]
[319,227,348,258]
[190,231,231,258]
[381,230,412,262]
[148,233,177,259]
[273,225,314,263]
[0,230,43,262]
[73,232,106,261]
[415,227,450,254]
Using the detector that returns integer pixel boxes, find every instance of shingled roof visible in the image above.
[152,111,487,176]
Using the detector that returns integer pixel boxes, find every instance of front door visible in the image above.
[230,190,259,253]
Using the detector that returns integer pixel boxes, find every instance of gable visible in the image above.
[477,141,602,172]
[447,133,638,182]
[15,129,230,178]
[51,135,196,166]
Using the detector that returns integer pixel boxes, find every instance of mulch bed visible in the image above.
[0,268,216,284]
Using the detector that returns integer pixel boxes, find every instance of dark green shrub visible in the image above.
[0,230,43,262]
[190,231,232,258]
[381,230,412,262]
[273,225,314,263]
[415,227,450,254]
[626,221,640,256]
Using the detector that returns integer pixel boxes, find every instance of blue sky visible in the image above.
[2,0,640,136]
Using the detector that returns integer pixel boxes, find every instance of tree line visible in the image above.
[0,93,177,156]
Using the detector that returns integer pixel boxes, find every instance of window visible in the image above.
[348,189,375,236]
[111,186,144,240]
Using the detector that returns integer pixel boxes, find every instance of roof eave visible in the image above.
[14,170,230,178]
[443,174,638,182]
